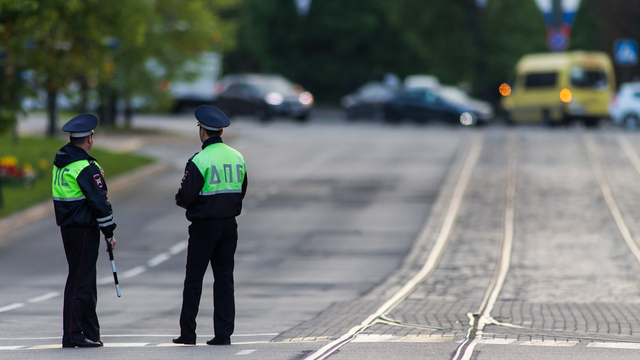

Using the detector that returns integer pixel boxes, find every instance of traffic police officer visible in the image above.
[52,114,117,348]
[173,105,247,346]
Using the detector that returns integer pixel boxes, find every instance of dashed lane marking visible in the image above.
[521,340,578,347]
[148,253,171,267]
[236,349,257,355]
[104,343,149,347]
[351,334,394,342]
[0,303,25,313]
[477,338,516,345]
[119,266,147,279]
[587,342,640,350]
[27,292,60,303]
[0,240,189,311]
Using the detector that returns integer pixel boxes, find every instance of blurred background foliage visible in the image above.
[0,0,239,135]
[1,0,639,134]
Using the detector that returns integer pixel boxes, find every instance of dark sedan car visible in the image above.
[213,74,313,121]
[340,82,398,120]
[383,87,493,125]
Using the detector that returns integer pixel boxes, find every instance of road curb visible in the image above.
[0,162,170,242]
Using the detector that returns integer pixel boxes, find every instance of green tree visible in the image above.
[571,0,640,84]
[0,0,239,135]
[478,0,547,104]
[225,0,414,102]
[385,0,478,86]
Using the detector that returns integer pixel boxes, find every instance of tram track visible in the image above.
[452,133,518,360]
[303,135,485,360]
[303,131,640,360]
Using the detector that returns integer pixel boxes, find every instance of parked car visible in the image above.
[609,82,640,130]
[404,75,440,89]
[384,87,492,125]
[436,86,494,122]
[340,82,398,119]
[213,74,313,121]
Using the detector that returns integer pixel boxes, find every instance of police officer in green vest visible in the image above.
[52,114,117,348]
[173,105,247,346]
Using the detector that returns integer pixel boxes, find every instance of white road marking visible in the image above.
[399,335,454,343]
[0,346,24,350]
[169,241,188,255]
[97,276,113,285]
[477,338,516,345]
[236,349,257,355]
[148,253,171,267]
[0,303,25,313]
[351,334,395,342]
[103,343,149,347]
[304,136,484,360]
[120,266,147,279]
[521,340,577,347]
[587,342,640,349]
[28,344,61,350]
[27,292,60,303]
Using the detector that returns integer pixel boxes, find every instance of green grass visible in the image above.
[0,132,154,218]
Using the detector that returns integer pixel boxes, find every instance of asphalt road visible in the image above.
[3,112,640,359]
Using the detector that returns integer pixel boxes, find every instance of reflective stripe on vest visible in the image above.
[192,143,245,196]
[52,160,102,201]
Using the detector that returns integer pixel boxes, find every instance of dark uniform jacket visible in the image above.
[176,137,247,221]
[53,143,116,238]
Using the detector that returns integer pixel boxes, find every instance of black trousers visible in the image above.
[179,218,238,342]
[61,226,100,345]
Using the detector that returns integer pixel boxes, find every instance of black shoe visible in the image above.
[64,338,103,348]
[206,337,231,345]
[172,336,196,345]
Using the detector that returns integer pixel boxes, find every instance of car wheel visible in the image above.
[295,112,309,122]
[345,108,357,121]
[623,114,639,130]
[257,106,272,122]
[383,107,402,123]
[504,111,514,126]
[542,109,553,127]
[583,117,600,128]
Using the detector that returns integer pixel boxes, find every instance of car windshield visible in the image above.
[570,67,607,89]
[249,77,297,95]
[437,87,470,106]
[525,72,557,88]
[358,84,392,99]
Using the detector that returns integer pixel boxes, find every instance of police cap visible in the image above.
[62,114,98,137]
[195,105,230,131]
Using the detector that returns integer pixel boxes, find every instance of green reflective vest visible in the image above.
[192,143,246,196]
[52,160,101,201]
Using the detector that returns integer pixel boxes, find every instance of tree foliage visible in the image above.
[225,0,549,103]
[571,0,640,84]
[0,0,239,135]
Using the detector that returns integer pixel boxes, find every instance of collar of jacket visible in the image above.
[201,136,223,150]
[53,142,95,168]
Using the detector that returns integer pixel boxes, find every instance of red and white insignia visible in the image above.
[93,174,103,188]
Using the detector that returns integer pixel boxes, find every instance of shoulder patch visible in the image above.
[93,174,104,188]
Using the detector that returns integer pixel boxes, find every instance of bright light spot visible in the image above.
[559,88,572,103]
[299,91,314,105]
[265,92,284,105]
[460,112,475,126]
[499,83,511,96]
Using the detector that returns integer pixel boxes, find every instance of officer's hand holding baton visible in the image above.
[105,237,121,297]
